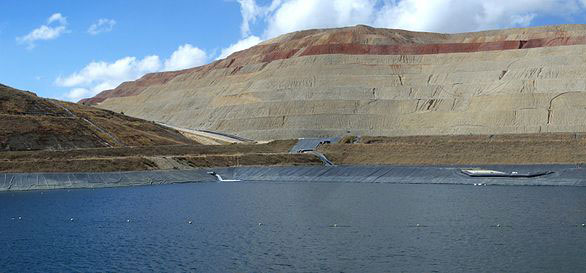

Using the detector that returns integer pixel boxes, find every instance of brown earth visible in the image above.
[0,140,321,173]
[318,133,586,165]
[0,84,321,172]
[0,84,196,151]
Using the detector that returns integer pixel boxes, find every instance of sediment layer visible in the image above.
[84,25,586,140]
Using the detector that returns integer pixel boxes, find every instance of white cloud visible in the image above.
[236,0,585,38]
[163,44,208,71]
[265,0,375,38]
[217,35,263,60]
[57,44,211,101]
[237,0,282,37]
[373,0,579,33]
[56,56,162,88]
[17,13,68,49]
[48,13,67,25]
[237,0,260,37]
[88,18,116,35]
[56,55,163,101]
[65,88,92,101]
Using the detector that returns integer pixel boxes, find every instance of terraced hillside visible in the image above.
[0,84,196,151]
[83,24,586,140]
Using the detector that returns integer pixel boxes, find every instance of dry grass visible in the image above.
[319,133,586,165]
[0,140,297,162]
[0,153,319,173]
[0,84,196,152]
[0,140,318,172]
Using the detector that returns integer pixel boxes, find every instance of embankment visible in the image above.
[2,165,585,191]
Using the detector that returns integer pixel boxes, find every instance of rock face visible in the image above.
[0,84,195,151]
[84,25,586,140]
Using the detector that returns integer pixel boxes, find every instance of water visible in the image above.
[1,182,585,272]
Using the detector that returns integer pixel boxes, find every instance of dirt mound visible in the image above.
[0,84,196,151]
[82,24,586,140]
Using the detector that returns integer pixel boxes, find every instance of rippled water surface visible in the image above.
[1,182,586,272]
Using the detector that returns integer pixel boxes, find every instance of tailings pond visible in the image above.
[1,181,585,272]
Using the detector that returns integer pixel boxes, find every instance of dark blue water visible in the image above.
[1,182,585,272]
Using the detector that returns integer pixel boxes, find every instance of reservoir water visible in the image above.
[1,181,585,272]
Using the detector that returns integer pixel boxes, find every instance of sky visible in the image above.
[1,0,586,101]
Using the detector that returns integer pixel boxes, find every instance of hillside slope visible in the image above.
[0,84,196,151]
[83,24,586,140]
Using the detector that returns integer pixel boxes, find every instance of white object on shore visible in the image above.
[207,171,241,182]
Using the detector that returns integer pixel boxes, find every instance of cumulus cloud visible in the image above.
[215,0,279,60]
[56,55,162,101]
[88,18,116,35]
[57,44,210,101]
[17,13,68,49]
[236,0,585,38]
[264,0,375,38]
[217,35,263,60]
[237,0,282,37]
[373,0,580,33]
[163,44,208,71]
[48,13,67,25]
[64,88,93,101]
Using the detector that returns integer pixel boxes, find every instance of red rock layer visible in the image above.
[81,26,586,105]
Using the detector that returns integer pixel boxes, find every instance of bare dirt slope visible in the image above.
[0,84,196,151]
[319,134,586,165]
[0,84,321,173]
[0,140,320,173]
[83,24,586,140]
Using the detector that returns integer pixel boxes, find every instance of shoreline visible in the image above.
[2,164,585,192]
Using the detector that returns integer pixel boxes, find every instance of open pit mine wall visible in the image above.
[90,25,586,140]
[1,165,586,191]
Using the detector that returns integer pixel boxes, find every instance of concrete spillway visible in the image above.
[1,165,585,191]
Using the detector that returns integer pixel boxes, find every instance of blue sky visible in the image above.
[1,0,586,101]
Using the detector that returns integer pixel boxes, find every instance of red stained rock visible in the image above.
[80,25,586,105]
[262,49,300,63]
[298,41,524,56]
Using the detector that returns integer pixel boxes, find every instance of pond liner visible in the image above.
[1,165,585,191]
